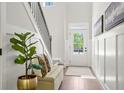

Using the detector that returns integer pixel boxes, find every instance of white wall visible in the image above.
[0,2,44,89]
[7,3,35,32]
[92,2,124,90]
[67,2,92,33]
[66,3,92,66]
[42,2,92,64]
[41,3,66,64]
[4,3,36,89]
[41,2,92,66]
[92,2,110,79]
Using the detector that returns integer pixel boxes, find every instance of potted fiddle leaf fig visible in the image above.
[10,32,42,90]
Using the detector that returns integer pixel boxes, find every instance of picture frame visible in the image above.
[94,15,104,36]
[0,49,2,55]
[105,2,124,31]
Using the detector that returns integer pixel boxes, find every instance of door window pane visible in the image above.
[73,32,84,53]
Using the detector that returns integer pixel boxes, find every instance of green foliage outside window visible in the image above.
[73,32,84,49]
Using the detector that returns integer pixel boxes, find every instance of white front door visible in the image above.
[68,23,89,66]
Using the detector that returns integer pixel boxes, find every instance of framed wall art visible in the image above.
[105,2,124,31]
[94,15,104,36]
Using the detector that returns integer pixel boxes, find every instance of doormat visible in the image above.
[65,66,96,79]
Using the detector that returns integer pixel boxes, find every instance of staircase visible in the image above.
[27,2,52,56]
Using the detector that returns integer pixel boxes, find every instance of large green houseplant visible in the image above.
[10,32,41,90]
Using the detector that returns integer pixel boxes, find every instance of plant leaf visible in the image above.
[27,41,38,47]
[15,55,26,64]
[10,38,24,46]
[24,32,31,37]
[26,34,35,41]
[31,64,42,70]
[24,32,31,40]
[28,46,36,58]
[14,33,25,40]
[12,44,25,54]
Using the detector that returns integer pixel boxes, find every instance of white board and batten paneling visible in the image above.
[92,23,124,90]
[98,39,105,84]
[105,36,116,90]
[92,2,124,90]
[94,39,99,76]
[117,34,124,90]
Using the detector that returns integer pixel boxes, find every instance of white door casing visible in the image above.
[68,23,89,66]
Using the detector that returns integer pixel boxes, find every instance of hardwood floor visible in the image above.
[59,76,103,90]
[59,67,103,90]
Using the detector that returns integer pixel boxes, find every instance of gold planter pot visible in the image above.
[17,75,37,90]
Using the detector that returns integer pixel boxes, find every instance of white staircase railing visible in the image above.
[28,2,52,55]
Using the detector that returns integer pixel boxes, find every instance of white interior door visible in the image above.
[68,23,89,66]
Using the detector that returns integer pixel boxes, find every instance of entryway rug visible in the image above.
[65,66,96,79]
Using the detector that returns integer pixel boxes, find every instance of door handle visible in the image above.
[84,47,87,52]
